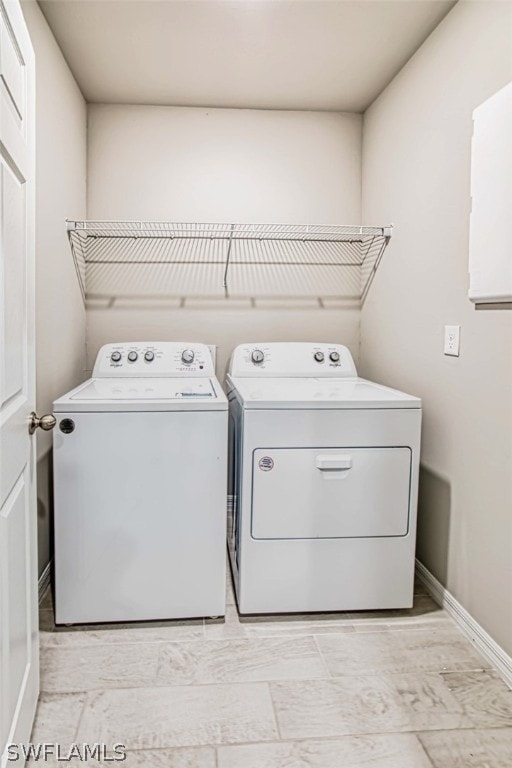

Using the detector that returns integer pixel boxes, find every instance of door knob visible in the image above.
[29,412,56,435]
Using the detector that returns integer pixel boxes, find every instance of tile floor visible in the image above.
[32,564,512,766]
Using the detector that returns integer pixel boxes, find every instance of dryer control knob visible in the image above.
[251,349,265,364]
[144,350,155,362]
[127,351,138,362]
[314,351,324,363]
[110,351,122,363]
[181,349,195,365]
[329,351,340,363]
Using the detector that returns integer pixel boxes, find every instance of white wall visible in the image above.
[86,105,362,375]
[21,0,87,576]
[360,2,512,654]
[88,105,361,223]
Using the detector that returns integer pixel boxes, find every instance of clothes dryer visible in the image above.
[226,342,421,614]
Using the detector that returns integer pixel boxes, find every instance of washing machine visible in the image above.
[53,342,227,624]
[226,342,422,614]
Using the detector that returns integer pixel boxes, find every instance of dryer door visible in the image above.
[251,447,411,539]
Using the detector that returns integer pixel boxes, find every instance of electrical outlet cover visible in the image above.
[444,325,460,356]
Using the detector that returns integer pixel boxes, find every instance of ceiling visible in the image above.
[38,0,456,112]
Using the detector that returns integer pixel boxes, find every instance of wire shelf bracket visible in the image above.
[67,220,393,305]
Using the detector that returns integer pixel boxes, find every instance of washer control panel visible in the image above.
[229,343,357,378]
[93,342,215,378]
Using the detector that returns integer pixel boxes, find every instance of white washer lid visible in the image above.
[227,376,421,409]
[54,377,228,412]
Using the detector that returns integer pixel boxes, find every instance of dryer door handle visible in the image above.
[315,455,352,471]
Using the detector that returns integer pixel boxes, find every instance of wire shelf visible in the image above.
[67,220,392,304]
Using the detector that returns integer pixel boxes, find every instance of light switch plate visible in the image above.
[444,325,460,356]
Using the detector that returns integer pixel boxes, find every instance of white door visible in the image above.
[0,0,38,764]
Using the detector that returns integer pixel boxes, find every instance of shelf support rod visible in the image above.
[360,237,388,305]
[223,223,235,296]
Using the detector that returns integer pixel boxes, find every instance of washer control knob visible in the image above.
[314,351,324,363]
[110,351,122,363]
[329,351,340,363]
[181,349,195,365]
[251,349,265,365]
[144,350,155,362]
[127,351,138,362]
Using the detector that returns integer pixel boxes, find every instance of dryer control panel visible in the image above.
[229,343,357,378]
[93,342,215,377]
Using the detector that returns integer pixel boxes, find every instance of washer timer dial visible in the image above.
[251,349,265,365]
[181,349,195,365]
[329,351,340,363]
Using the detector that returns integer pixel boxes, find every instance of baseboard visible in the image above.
[415,559,512,689]
[38,560,52,605]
